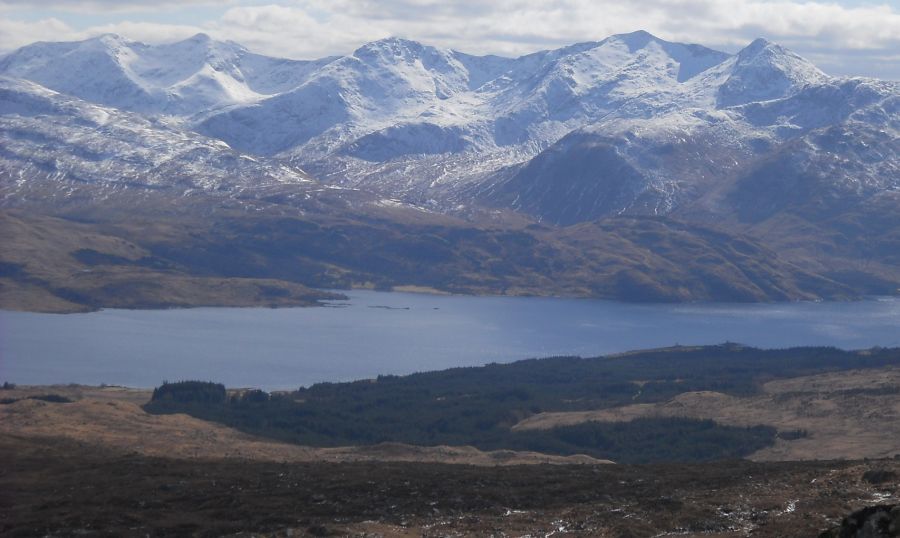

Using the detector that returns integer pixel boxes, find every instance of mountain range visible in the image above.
[0,31,897,309]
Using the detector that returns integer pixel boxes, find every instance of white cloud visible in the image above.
[205,4,386,59]
[1,1,898,79]
[0,0,229,11]
[0,17,74,51]
[82,21,205,43]
[0,17,204,53]
[207,0,900,78]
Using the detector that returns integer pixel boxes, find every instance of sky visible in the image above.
[1,0,898,79]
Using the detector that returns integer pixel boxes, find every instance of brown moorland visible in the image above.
[513,366,900,461]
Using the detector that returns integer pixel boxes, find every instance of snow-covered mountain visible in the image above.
[486,69,898,224]
[473,37,897,224]
[0,33,334,117]
[0,31,897,226]
[198,31,735,195]
[0,76,330,212]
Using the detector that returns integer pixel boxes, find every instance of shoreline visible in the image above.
[5,274,896,315]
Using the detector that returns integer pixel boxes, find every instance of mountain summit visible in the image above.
[716,37,827,106]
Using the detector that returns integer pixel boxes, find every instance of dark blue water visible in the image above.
[2,291,899,390]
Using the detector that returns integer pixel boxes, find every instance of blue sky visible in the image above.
[1,1,898,79]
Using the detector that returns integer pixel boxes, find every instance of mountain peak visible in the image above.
[588,30,729,82]
[351,36,459,70]
[356,36,428,53]
[96,33,125,42]
[375,36,421,45]
[718,37,827,107]
[736,37,784,61]
[732,37,823,76]
[186,32,212,43]
[747,37,773,48]
[168,32,246,57]
[93,33,135,48]
[608,30,659,51]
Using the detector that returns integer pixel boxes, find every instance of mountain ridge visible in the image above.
[2,30,894,225]
[1,30,898,306]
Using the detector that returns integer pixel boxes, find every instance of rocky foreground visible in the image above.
[2,434,898,537]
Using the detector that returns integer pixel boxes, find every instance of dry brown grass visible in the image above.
[0,211,340,312]
[512,366,900,461]
[0,385,608,466]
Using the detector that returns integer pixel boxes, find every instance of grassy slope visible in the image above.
[743,191,900,296]
[0,212,343,312]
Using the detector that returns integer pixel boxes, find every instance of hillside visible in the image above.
[0,208,854,312]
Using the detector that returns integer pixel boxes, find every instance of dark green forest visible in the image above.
[145,344,900,463]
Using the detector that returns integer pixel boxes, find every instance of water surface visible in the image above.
[2,291,899,390]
